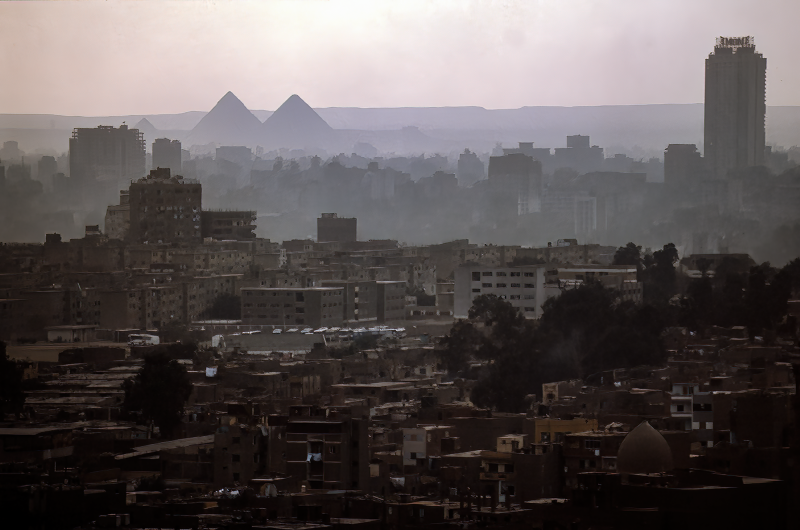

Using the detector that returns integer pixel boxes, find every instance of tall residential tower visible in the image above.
[704,36,766,178]
[69,124,146,187]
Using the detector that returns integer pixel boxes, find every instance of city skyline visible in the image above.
[1,0,799,115]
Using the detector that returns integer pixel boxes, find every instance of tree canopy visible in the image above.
[0,341,24,417]
[204,293,242,320]
[123,352,193,438]
[440,288,668,413]
[679,258,800,338]
[613,242,643,269]
[439,244,800,412]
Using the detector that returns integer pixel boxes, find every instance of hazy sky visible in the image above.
[2,0,798,115]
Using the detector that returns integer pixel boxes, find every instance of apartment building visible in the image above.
[454,265,548,319]
[240,287,345,328]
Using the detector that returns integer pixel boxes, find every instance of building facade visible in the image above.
[152,138,182,176]
[376,281,406,323]
[240,287,345,328]
[284,405,369,491]
[320,280,378,324]
[664,144,705,188]
[454,265,548,319]
[104,190,130,240]
[127,168,202,244]
[704,36,766,178]
[487,153,543,215]
[317,213,357,243]
[200,210,257,240]
[69,125,146,187]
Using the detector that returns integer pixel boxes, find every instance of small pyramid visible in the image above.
[185,91,262,147]
[261,94,334,149]
[134,118,158,140]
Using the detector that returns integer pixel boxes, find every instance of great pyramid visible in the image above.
[184,91,262,147]
[261,94,335,150]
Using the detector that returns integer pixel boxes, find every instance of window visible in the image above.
[524,272,534,277]
[676,404,685,412]
[233,472,240,481]
[504,464,514,473]
[472,272,481,281]
[584,439,601,450]
[232,454,240,462]
[510,283,520,288]
[482,283,492,288]
[524,283,535,288]
[496,283,507,288]
[510,272,520,277]
[410,452,418,459]
[482,271,493,276]
[510,295,520,300]
[488,463,499,473]
[496,272,507,277]
[472,289,481,293]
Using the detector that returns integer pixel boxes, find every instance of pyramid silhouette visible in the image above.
[185,91,262,147]
[261,94,334,149]
[134,118,158,142]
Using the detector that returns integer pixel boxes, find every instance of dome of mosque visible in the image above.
[616,421,673,475]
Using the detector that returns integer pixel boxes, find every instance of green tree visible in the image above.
[680,276,714,332]
[123,352,193,438]
[613,242,643,270]
[468,293,526,340]
[642,243,679,305]
[0,341,24,417]
[437,319,483,374]
[158,320,198,344]
[204,293,242,320]
[465,284,668,412]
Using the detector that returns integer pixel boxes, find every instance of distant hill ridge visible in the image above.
[1,92,798,154]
